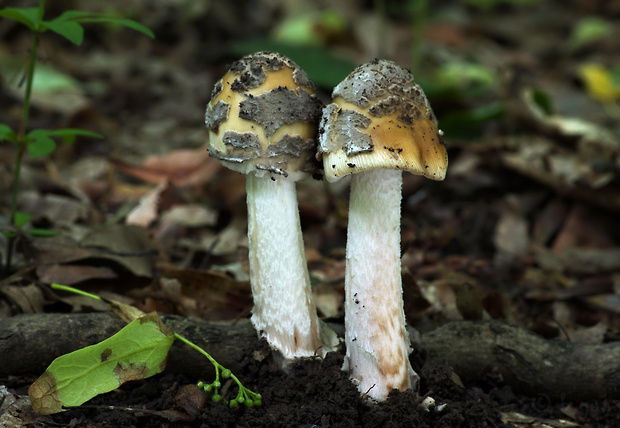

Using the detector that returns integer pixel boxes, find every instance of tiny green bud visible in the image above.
[212,394,222,403]
[237,395,245,404]
[229,399,238,408]
[213,381,221,388]
[205,384,213,392]
[197,381,205,389]
[222,369,231,378]
[244,399,253,408]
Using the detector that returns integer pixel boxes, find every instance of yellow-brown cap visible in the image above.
[205,51,322,181]
[318,59,448,182]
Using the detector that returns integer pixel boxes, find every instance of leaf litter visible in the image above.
[1,0,620,426]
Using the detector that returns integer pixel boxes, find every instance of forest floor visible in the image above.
[1,0,620,427]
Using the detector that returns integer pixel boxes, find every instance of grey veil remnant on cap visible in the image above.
[318,59,448,182]
[205,51,323,181]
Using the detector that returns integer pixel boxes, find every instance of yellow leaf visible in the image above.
[578,63,620,104]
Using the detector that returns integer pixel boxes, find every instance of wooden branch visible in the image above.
[2,313,619,401]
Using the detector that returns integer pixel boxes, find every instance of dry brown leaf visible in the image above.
[112,149,221,187]
[126,181,170,227]
[313,284,344,319]
[36,264,117,285]
[493,195,529,268]
[501,136,620,211]
[584,294,620,315]
[552,204,614,251]
[155,264,252,317]
[160,204,218,228]
[0,283,44,314]
[18,191,89,226]
[79,224,156,278]
[531,198,568,245]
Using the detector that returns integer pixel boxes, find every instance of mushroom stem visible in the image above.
[246,173,327,360]
[343,168,418,401]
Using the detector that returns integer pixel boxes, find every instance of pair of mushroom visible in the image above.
[205,52,448,402]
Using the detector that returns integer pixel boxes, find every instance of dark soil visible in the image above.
[6,346,504,427]
[2,1,620,427]
[6,337,618,427]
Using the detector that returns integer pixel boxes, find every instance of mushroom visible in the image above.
[205,51,337,362]
[318,59,448,401]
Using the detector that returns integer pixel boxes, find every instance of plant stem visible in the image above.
[174,332,220,368]
[51,283,104,301]
[5,0,45,275]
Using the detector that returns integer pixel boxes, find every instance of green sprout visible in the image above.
[0,0,153,275]
[191,342,263,408]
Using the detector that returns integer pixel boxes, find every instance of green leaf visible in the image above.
[568,17,614,52]
[25,128,102,157]
[0,123,18,143]
[48,10,96,22]
[46,128,103,143]
[14,211,32,228]
[439,102,505,139]
[26,129,56,158]
[28,312,174,415]
[0,228,18,239]
[43,19,84,45]
[273,10,346,47]
[73,17,154,39]
[0,7,41,31]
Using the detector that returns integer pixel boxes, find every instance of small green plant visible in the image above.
[0,0,154,275]
[34,284,261,413]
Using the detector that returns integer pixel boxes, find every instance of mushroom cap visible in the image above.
[318,59,448,182]
[205,51,322,181]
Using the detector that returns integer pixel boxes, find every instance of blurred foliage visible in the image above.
[433,61,498,100]
[436,102,504,139]
[567,17,614,52]
[232,40,356,90]
[0,53,81,93]
[464,0,540,12]
[578,63,620,105]
[272,9,347,47]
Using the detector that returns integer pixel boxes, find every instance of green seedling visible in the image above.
[0,0,153,275]
[34,284,261,413]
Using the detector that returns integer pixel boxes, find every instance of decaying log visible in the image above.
[420,321,620,401]
[1,312,619,401]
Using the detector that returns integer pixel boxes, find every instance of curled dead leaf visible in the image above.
[28,371,62,415]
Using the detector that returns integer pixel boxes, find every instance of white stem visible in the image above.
[343,169,417,401]
[246,173,328,360]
